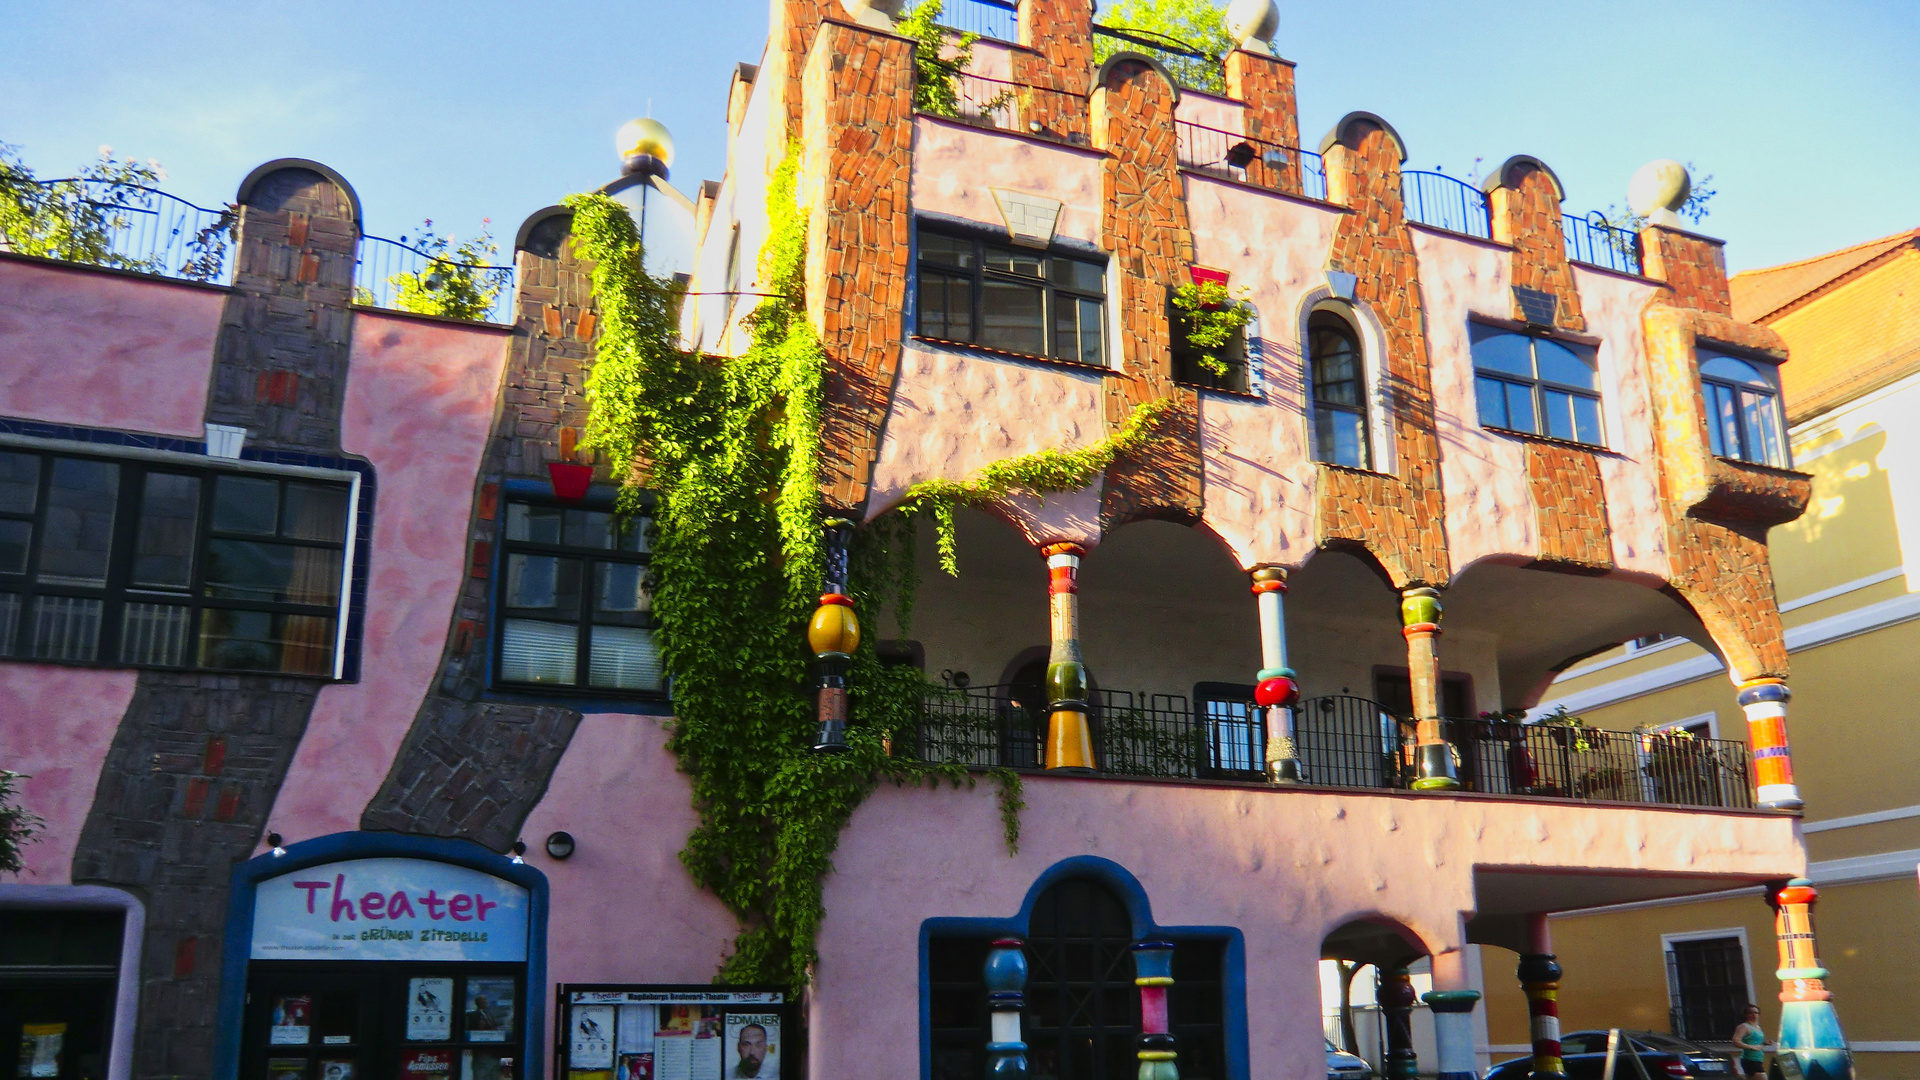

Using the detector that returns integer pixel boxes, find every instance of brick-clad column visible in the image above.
[763,0,833,172]
[801,18,916,512]
[1012,0,1093,142]
[1641,224,1733,315]
[1091,57,1203,529]
[1224,50,1301,194]
[362,207,590,845]
[1484,156,1585,333]
[1314,116,1449,589]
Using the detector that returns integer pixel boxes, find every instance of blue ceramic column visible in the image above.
[985,938,1029,1080]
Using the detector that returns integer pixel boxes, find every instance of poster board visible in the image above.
[556,986,789,1080]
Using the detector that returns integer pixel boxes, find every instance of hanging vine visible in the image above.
[567,149,1028,992]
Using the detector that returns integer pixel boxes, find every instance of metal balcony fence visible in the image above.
[932,0,1018,42]
[1092,24,1221,92]
[6,178,237,284]
[1401,171,1492,240]
[939,72,1086,143]
[1174,120,1328,201]
[1564,210,1645,276]
[911,686,1755,809]
[353,233,517,324]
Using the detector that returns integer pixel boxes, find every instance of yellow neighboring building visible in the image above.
[1479,229,1920,1076]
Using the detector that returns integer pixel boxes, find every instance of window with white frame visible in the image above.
[1664,931,1753,1042]
[0,446,354,676]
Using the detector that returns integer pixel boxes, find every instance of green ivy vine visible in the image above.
[566,151,1024,992]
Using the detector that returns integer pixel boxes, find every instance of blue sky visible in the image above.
[3,0,1915,272]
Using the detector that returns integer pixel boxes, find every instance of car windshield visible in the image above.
[1633,1033,1701,1053]
[1327,1040,1339,1052]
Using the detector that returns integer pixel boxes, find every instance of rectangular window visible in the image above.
[1665,935,1750,1041]
[495,497,662,696]
[914,224,1107,366]
[1194,682,1265,777]
[1470,325,1605,447]
[0,447,353,676]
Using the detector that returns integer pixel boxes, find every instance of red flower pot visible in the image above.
[548,462,593,501]
[1188,265,1229,289]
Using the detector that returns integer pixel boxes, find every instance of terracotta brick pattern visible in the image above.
[1641,241,1808,680]
[1090,58,1204,529]
[1643,225,1733,316]
[362,223,594,842]
[1523,441,1613,570]
[766,0,832,160]
[803,20,916,512]
[1012,0,1092,142]
[1314,122,1449,587]
[1489,162,1586,332]
[1224,51,1303,196]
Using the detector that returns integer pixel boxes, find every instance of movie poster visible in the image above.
[464,978,515,1043]
[271,996,314,1045]
[724,1014,779,1080]
[19,1024,65,1079]
[614,1053,653,1080]
[400,1048,455,1080]
[408,977,455,1041]
[570,1005,616,1070]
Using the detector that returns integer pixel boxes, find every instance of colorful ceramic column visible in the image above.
[1132,941,1178,1080]
[1402,586,1459,791]
[808,518,858,752]
[1042,541,1096,770]
[1739,678,1804,810]
[1423,990,1482,1080]
[1379,966,1419,1080]
[1517,914,1567,1080]
[1770,879,1853,1080]
[1251,566,1302,783]
[985,938,1029,1080]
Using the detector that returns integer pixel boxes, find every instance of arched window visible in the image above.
[1308,311,1371,468]
[926,878,1230,1080]
[1470,324,1604,446]
[1698,352,1786,467]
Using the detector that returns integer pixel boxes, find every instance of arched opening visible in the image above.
[1319,917,1434,1076]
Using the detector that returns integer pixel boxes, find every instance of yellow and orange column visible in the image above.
[1043,541,1096,770]
[1738,678,1803,810]
[808,518,859,752]
[1402,586,1459,790]
[1770,879,1852,1080]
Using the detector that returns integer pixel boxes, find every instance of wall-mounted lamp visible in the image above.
[509,840,528,865]
[545,831,577,860]
[267,832,287,857]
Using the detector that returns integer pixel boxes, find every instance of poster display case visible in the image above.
[554,987,789,1080]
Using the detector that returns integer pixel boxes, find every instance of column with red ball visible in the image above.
[1251,566,1301,783]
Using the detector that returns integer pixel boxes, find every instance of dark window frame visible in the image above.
[1664,935,1751,1042]
[1171,299,1254,394]
[1697,349,1789,468]
[1193,681,1265,779]
[913,222,1109,367]
[0,446,354,677]
[1307,309,1372,468]
[1470,324,1607,448]
[490,492,663,700]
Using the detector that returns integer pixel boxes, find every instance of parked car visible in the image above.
[1327,1038,1374,1080]
[1485,1031,1734,1080]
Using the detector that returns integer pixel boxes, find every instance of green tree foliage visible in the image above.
[1170,280,1252,377]
[899,0,999,118]
[386,219,506,322]
[0,771,43,875]
[1094,0,1233,94]
[0,144,165,272]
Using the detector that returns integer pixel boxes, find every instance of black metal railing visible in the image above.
[1173,120,1328,201]
[1092,24,1221,92]
[6,178,236,283]
[912,687,1756,809]
[1401,171,1492,239]
[933,0,1018,42]
[353,234,517,324]
[1564,210,1644,276]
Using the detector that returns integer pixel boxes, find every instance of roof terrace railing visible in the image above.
[933,0,1018,42]
[352,234,517,325]
[1175,120,1328,201]
[1564,209,1645,276]
[1401,170,1492,240]
[1092,24,1222,92]
[911,685,1757,810]
[6,178,237,284]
